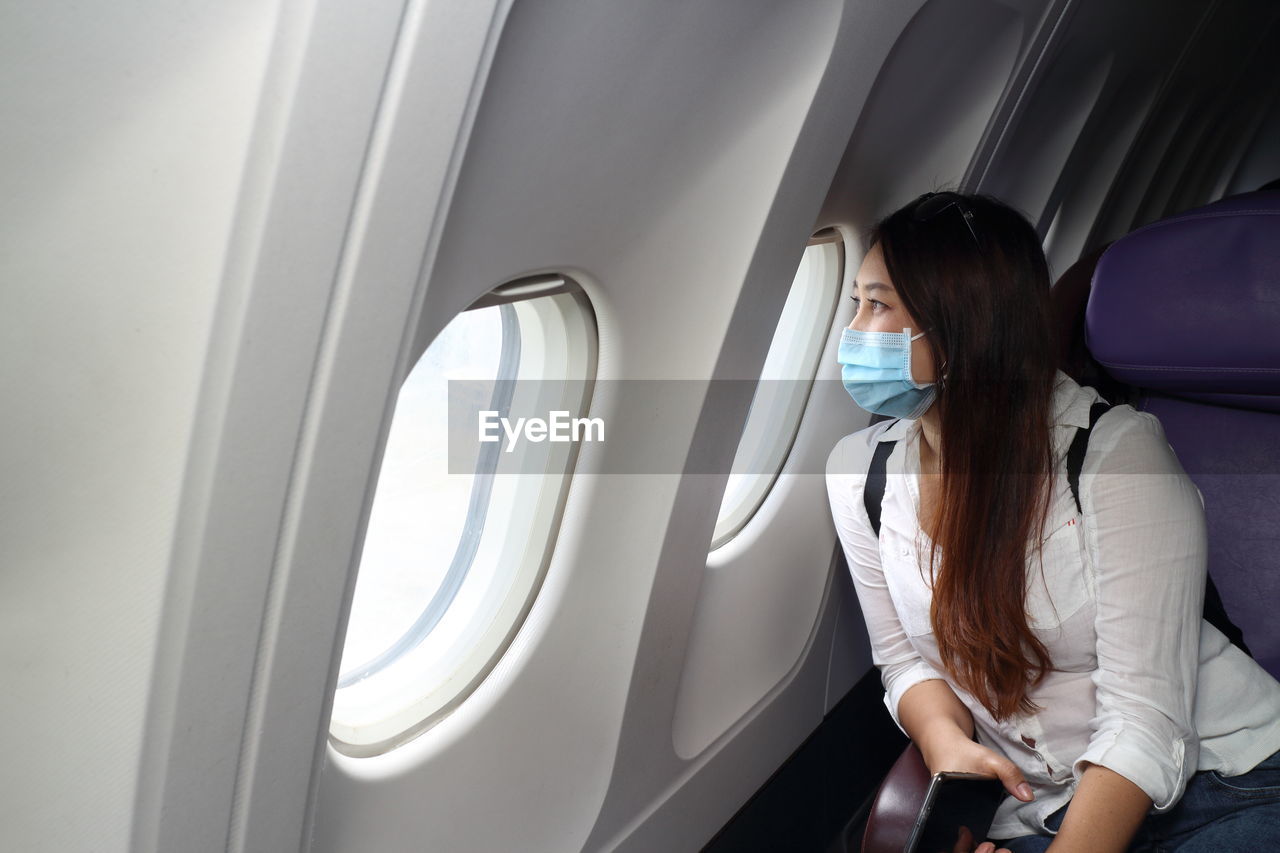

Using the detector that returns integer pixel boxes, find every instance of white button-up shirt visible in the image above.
[825,371,1280,839]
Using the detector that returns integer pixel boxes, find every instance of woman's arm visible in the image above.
[898,679,1035,804]
[1047,763,1151,853]
[976,763,1151,853]
[1050,410,1207,849]
[898,678,974,744]
[826,434,949,729]
[826,436,1035,805]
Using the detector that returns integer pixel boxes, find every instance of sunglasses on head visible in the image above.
[911,191,981,250]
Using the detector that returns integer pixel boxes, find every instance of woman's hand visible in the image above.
[896,681,1029,853]
[916,734,1028,853]
[972,842,1010,853]
[920,730,1036,805]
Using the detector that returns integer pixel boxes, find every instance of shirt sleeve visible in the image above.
[825,433,945,735]
[1072,409,1206,811]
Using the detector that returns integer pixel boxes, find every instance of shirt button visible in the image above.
[900,546,910,556]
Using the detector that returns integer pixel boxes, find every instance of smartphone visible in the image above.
[902,771,1008,853]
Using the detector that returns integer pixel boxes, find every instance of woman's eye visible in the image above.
[850,295,886,312]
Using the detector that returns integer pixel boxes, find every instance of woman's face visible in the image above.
[849,242,938,385]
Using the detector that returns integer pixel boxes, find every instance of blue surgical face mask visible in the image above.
[837,326,937,419]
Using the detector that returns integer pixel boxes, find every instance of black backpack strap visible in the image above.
[1205,577,1252,657]
[1066,400,1112,516]
[864,436,897,538]
[1064,399,1253,659]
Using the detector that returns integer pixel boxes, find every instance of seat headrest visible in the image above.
[1085,190,1280,407]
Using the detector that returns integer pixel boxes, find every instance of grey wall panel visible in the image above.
[1226,87,1280,196]
[122,1,411,851]
[1040,67,1160,278]
[976,0,1208,228]
[311,0,863,848]
[0,3,286,851]
[820,0,1041,228]
[1090,0,1280,245]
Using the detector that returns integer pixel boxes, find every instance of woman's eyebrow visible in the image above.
[854,281,894,294]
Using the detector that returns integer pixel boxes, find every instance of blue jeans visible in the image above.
[993,748,1280,852]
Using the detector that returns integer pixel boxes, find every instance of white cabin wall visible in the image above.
[820,0,1032,224]
[312,0,861,850]
[133,2,488,850]
[0,3,283,850]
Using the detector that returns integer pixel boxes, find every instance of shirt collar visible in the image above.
[870,369,1099,443]
[872,415,914,443]
[1052,369,1100,430]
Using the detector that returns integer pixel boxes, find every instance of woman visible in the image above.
[824,191,1280,852]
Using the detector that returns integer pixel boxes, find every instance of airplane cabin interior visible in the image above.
[3,0,1280,850]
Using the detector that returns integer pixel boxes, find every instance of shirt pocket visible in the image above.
[1025,516,1092,631]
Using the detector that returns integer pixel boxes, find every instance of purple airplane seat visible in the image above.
[1086,188,1280,679]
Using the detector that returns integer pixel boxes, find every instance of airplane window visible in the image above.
[710,232,843,550]
[329,279,596,755]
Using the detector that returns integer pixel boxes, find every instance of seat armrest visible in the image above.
[861,742,930,853]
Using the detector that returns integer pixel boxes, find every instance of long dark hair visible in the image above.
[870,191,1058,720]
